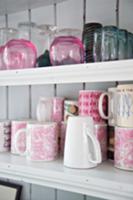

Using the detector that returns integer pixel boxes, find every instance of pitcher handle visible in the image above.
[85,125,102,164]
[14,128,27,156]
[99,92,110,119]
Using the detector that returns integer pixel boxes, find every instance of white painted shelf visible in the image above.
[0,59,133,86]
[0,153,132,200]
[0,0,66,15]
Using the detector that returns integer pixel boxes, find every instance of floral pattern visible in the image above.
[115,127,133,170]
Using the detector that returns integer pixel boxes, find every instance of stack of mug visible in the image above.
[11,97,65,161]
[99,84,133,171]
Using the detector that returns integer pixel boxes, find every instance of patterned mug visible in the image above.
[78,90,107,123]
[115,126,133,171]
[14,121,59,161]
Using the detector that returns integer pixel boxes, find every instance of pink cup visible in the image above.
[115,126,133,171]
[15,122,59,161]
[52,97,64,123]
[94,124,107,161]
[78,90,107,123]
[11,120,31,154]
[3,39,37,70]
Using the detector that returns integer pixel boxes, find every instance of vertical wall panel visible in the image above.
[57,190,84,200]
[32,5,54,25]
[31,184,55,200]
[57,83,83,99]
[0,87,7,119]
[85,82,116,90]
[86,0,116,25]
[8,11,28,28]
[8,86,29,120]
[31,85,54,119]
[57,0,83,29]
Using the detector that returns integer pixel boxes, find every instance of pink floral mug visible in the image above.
[14,121,59,161]
[115,126,133,171]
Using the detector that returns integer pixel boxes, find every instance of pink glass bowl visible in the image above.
[50,36,84,66]
[3,39,37,70]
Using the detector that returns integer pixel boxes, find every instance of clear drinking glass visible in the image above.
[18,22,40,56]
[0,27,18,46]
[93,28,102,62]
[36,24,57,67]
[57,28,82,40]
[101,26,118,61]
[118,29,128,60]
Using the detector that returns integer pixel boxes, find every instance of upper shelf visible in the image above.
[0,153,132,200]
[0,0,66,15]
[0,59,133,86]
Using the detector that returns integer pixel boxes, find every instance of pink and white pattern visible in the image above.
[78,90,107,123]
[11,120,28,154]
[27,123,59,161]
[94,124,107,161]
[115,127,133,171]
[52,97,64,123]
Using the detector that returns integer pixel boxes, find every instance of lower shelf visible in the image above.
[0,153,132,200]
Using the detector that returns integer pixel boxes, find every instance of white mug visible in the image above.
[98,87,116,126]
[116,84,133,127]
[36,97,53,122]
[64,116,102,169]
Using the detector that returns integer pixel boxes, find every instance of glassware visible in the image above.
[82,23,102,63]
[93,27,102,62]
[3,39,37,70]
[127,32,133,59]
[50,36,84,66]
[36,24,57,67]
[101,26,118,61]
[118,29,128,60]
[0,27,18,46]
[57,28,82,40]
[18,22,40,56]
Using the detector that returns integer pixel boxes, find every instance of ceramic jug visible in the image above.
[64,116,102,169]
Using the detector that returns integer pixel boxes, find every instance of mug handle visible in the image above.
[98,92,110,119]
[14,128,27,156]
[85,124,102,164]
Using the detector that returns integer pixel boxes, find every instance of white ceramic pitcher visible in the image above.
[64,116,102,169]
